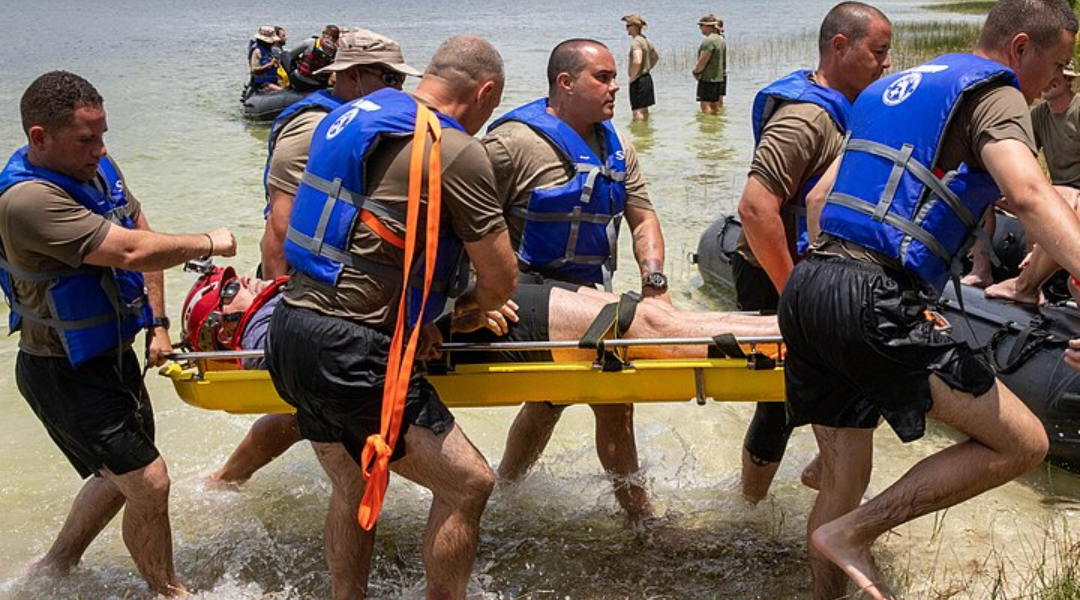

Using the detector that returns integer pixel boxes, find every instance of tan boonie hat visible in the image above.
[314,28,422,76]
[1065,60,1078,78]
[254,25,280,45]
[698,13,723,28]
[622,14,647,28]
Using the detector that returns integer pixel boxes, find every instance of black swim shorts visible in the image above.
[779,254,996,442]
[16,349,159,479]
[629,73,656,110]
[266,302,454,463]
[696,79,726,102]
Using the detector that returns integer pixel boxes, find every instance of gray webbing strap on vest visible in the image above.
[508,205,617,224]
[0,255,98,282]
[829,193,953,264]
[577,164,627,205]
[8,301,116,330]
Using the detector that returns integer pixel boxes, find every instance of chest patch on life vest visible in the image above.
[883,72,922,106]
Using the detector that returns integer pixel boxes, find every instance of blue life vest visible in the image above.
[263,89,345,201]
[284,88,469,327]
[0,148,152,367]
[488,98,628,288]
[819,53,1018,296]
[249,40,278,87]
[750,70,852,256]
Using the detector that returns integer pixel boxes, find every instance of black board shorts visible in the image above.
[629,73,656,110]
[696,79,726,102]
[16,349,159,479]
[266,302,454,463]
[779,254,996,442]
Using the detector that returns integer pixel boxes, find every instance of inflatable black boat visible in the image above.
[692,214,1080,473]
[241,88,312,121]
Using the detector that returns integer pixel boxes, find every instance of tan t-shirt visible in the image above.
[482,119,654,252]
[817,83,1036,266]
[629,35,656,80]
[266,109,327,195]
[736,97,846,267]
[1030,94,1080,189]
[0,174,142,357]
[284,101,507,329]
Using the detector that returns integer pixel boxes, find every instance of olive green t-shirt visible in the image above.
[284,101,507,329]
[0,173,142,357]
[736,97,847,268]
[817,83,1037,265]
[481,119,655,252]
[1030,94,1080,189]
[697,33,726,83]
[266,109,327,195]
[629,35,657,80]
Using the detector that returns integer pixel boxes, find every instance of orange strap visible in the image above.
[359,209,405,250]
[357,102,444,531]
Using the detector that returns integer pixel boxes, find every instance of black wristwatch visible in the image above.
[642,272,668,291]
[152,317,171,330]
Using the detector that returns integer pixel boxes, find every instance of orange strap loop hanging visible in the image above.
[357,102,444,531]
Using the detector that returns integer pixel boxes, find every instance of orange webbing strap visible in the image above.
[360,209,406,250]
[357,102,444,531]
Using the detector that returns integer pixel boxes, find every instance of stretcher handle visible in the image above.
[167,335,784,362]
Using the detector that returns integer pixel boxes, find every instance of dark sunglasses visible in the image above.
[219,278,241,308]
[366,68,406,87]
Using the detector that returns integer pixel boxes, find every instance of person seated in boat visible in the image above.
[249,25,283,93]
[180,265,780,486]
[289,25,341,91]
[966,63,1080,288]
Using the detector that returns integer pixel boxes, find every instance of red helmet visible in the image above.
[181,265,236,351]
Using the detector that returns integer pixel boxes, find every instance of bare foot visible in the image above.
[800,455,822,491]
[202,471,245,491]
[27,558,71,580]
[985,278,1042,305]
[961,271,993,288]
[811,520,897,600]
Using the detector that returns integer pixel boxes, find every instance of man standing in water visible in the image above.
[692,14,727,114]
[782,1,1080,597]
[267,36,517,600]
[208,30,423,486]
[735,1,892,503]
[622,14,659,121]
[483,39,667,527]
[0,71,236,596]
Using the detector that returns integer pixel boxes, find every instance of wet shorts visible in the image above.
[629,73,656,110]
[266,302,454,463]
[16,349,159,479]
[779,254,996,442]
[697,80,726,102]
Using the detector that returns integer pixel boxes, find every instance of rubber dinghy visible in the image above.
[692,213,1080,473]
[241,88,312,121]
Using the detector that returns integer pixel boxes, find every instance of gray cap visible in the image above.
[315,28,421,76]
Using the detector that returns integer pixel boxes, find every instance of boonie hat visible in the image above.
[254,25,280,45]
[1065,61,1078,78]
[622,14,647,28]
[315,29,421,77]
[698,13,723,28]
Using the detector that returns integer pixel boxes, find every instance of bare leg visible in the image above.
[800,453,822,491]
[632,107,649,121]
[392,423,495,600]
[812,377,1047,600]
[590,403,653,522]
[101,458,186,597]
[739,449,781,504]
[497,402,563,482]
[961,209,997,288]
[210,414,302,484]
[311,442,375,600]
[29,476,125,577]
[807,426,874,600]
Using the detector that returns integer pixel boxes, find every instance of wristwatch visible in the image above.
[642,272,668,291]
[152,317,171,330]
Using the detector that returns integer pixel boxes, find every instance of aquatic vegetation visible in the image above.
[923,1,996,14]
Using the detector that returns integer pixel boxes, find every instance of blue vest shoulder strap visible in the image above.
[751,70,852,146]
[264,90,346,200]
[490,98,625,172]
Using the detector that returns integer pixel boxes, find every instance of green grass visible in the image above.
[923,1,996,14]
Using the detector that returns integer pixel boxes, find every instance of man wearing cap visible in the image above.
[249,25,282,92]
[622,14,659,121]
[483,39,667,526]
[735,1,891,504]
[207,29,423,486]
[692,14,727,113]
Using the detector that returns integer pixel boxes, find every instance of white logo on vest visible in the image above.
[882,72,922,107]
[326,107,360,140]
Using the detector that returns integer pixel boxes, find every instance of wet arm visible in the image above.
[739,176,792,292]
[261,186,294,279]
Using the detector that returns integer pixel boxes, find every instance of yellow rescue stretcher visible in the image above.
[162,336,786,415]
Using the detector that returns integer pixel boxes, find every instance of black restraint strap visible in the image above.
[577,291,642,371]
[708,333,746,359]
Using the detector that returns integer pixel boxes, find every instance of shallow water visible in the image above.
[0,1,1075,598]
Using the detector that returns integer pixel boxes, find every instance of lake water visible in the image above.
[0,1,1076,598]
